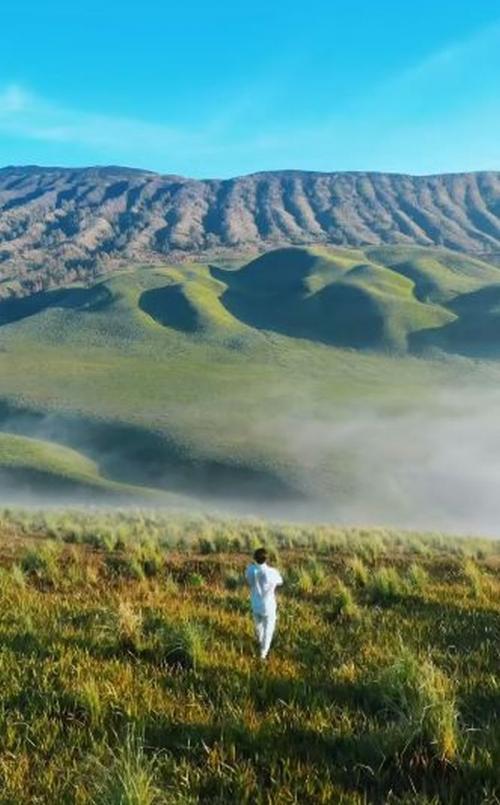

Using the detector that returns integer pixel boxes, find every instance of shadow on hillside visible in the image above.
[139,285,199,333]
[0,467,119,505]
[0,630,53,660]
[137,712,470,801]
[390,596,500,655]
[410,283,500,357]
[211,261,386,350]
[0,285,113,326]
[0,400,303,504]
[460,686,500,727]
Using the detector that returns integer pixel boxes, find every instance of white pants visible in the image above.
[253,610,277,658]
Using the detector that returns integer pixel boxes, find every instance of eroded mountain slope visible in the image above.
[2,167,500,296]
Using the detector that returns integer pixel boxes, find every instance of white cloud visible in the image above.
[0,84,32,114]
[0,82,213,159]
[391,20,500,87]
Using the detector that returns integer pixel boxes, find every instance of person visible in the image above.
[245,547,283,660]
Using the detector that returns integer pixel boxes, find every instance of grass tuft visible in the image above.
[462,559,484,599]
[290,566,314,596]
[92,730,160,805]
[375,648,459,762]
[366,566,406,606]
[115,600,144,654]
[20,542,61,586]
[347,556,369,587]
[164,621,205,670]
[329,581,360,621]
[407,562,429,593]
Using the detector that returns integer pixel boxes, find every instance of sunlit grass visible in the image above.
[0,508,497,801]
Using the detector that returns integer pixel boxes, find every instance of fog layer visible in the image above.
[271,388,500,535]
[2,389,500,536]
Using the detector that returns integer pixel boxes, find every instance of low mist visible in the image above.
[2,388,500,537]
[267,387,500,536]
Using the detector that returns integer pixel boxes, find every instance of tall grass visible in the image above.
[329,580,360,620]
[366,566,406,605]
[407,562,429,593]
[0,510,496,802]
[93,730,160,805]
[20,542,62,586]
[462,558,484,599]
[163,621,206,670]
[347,556,369,587]
[374,648,458,761]
[116,600,144,653]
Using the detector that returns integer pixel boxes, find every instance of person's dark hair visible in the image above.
[253,547,267,565]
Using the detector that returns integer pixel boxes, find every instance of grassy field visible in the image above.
[0,508,497,803]
[2,245,500,511]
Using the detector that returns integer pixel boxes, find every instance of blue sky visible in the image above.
[0,0,499,177]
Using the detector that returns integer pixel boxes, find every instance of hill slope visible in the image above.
[217,246,456,352]
[0,432,173,503]
[2,167,500,296]
[2,245,500,522]
[0,511,498,803]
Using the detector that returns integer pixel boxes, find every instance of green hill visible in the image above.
[411,284,500,357]
[217,246,456,351]
[2,244,500,513]
[0,432,178,503]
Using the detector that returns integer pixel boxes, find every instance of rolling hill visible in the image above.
[0,432,175,503]
[2,244,500,524]
[2,167,500,297]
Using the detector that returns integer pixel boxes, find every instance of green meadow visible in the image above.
[1,245,500,508]
[0,432,176,502]
[0,508,497,803]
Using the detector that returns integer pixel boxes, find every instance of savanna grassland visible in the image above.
[0,508,498,803]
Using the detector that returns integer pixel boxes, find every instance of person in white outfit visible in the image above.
[245,547,283,660]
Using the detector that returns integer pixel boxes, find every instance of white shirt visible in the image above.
[245,562,283,616]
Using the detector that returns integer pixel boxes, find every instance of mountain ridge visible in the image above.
[2,166,500,296]
[1,164,498,179]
